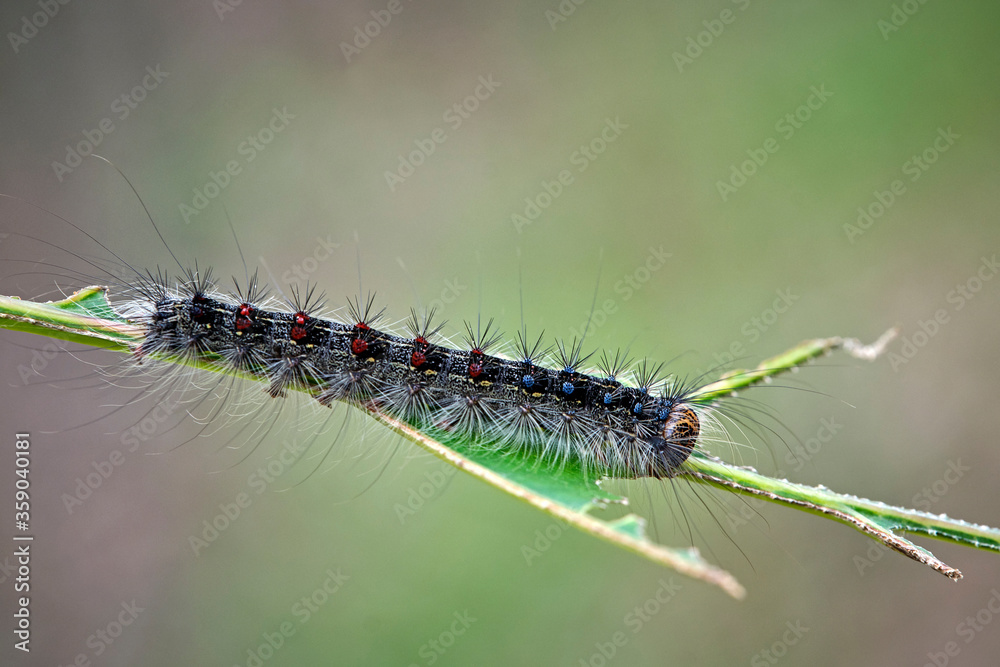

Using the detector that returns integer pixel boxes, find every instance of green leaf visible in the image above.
[0,288,139,350]
[3,288,999,599]
[683,452,999,581]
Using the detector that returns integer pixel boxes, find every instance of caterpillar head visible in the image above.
[648,404,700,478]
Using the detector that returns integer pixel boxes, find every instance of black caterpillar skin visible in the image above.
[136,279,701,480]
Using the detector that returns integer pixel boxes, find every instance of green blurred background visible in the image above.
[2,1,999,665]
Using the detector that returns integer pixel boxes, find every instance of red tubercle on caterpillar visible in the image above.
[468,349,484,378]
[410,336,430,368]
[351,321,373,355]
[290,311,310,342]
[235,303,256,331]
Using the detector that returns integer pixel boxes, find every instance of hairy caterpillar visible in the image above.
[128,272,706,481]
[1,167,757,492]
[1,185,791,561]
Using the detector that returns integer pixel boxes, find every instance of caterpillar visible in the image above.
[127,270,706,481]
[0,166,758,490]
[1,193,703,474]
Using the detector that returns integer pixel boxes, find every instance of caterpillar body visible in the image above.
[125,268,704,481]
